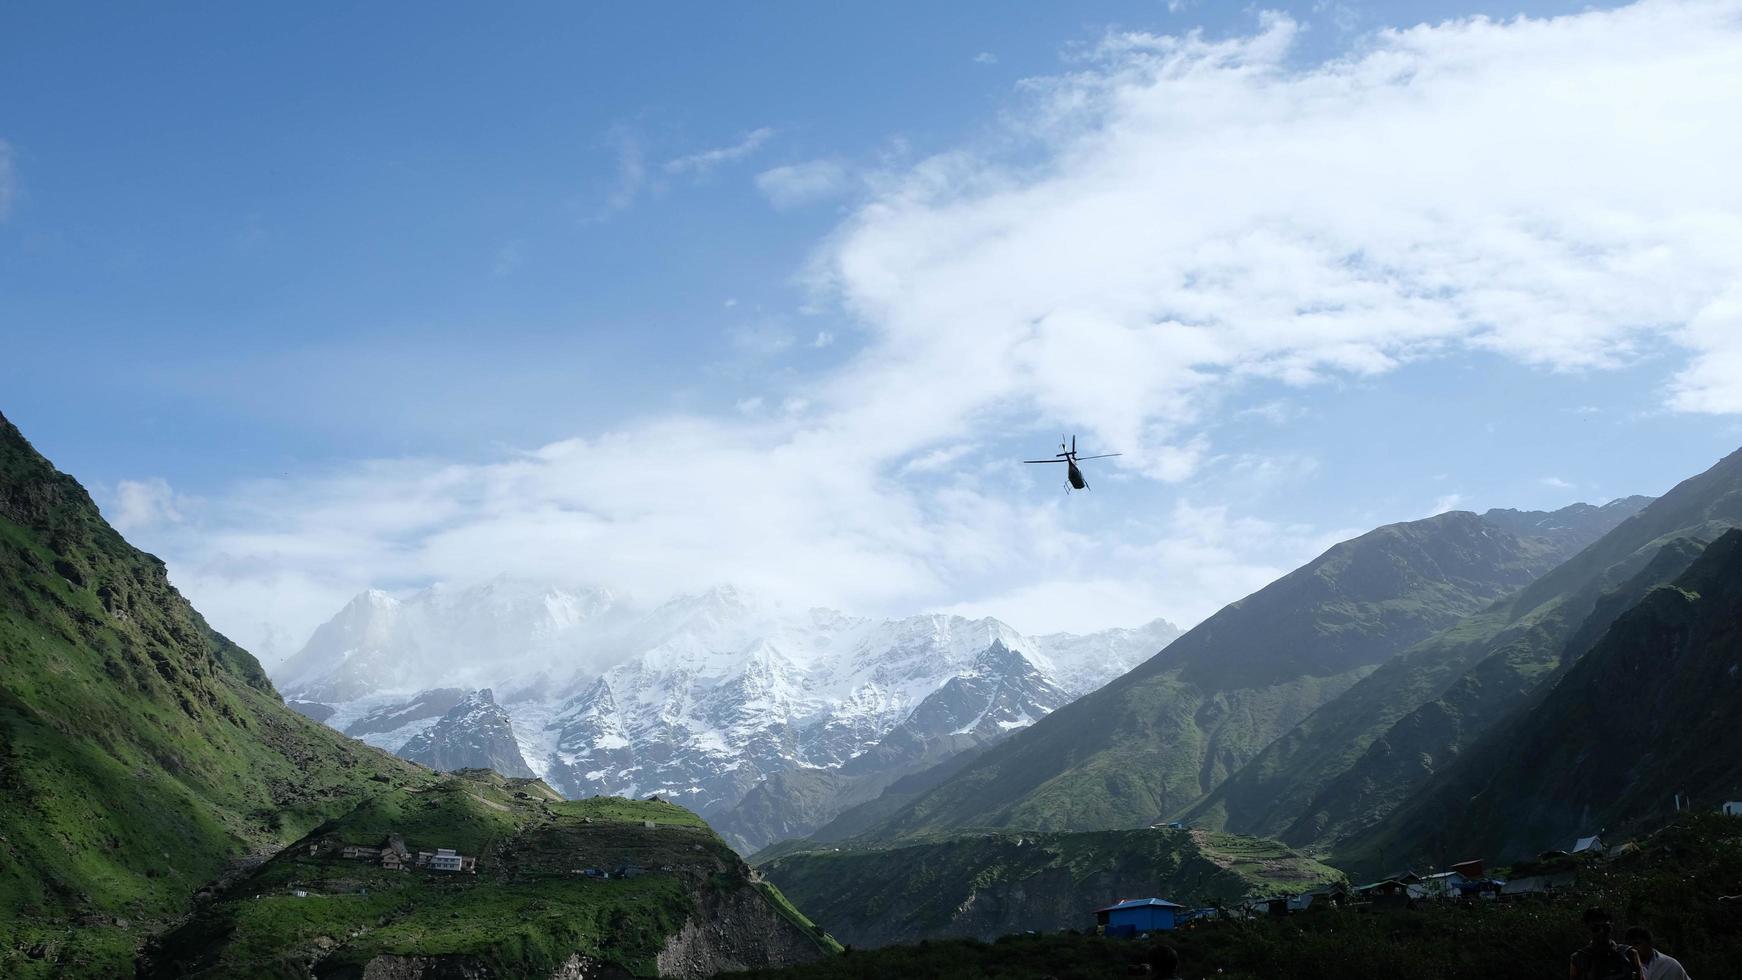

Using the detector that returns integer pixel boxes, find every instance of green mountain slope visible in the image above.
[0,410,834,979]
[0,411,434,976]
[759,828,1338,948]
[144,771,834,978]
[841,505,1642,840]
[1344,527,1742,872]
[1189,448,1742,850]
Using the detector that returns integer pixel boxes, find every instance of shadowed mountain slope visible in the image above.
[839,502,1643,840]
[1187,450,1740,851]
[1343,527,1742,872]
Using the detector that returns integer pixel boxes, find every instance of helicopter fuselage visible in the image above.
[1066,461,1086,489]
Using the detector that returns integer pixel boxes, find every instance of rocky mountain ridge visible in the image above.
[276,582,1182,851]
[813,498,1651,843]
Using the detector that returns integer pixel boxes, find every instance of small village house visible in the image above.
[1572,835,1604,854]
[1412,870,1470,900]
[1354,879,1411,910]
[1096,898,1184,937]
[1288,883,1349,911]
[1449,859,1484,879]
[1723,801,1742,817]
[1501,870,1577,898]
[430,848,477,873]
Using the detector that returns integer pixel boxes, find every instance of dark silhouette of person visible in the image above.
[1149,943,1181,979]
[1570,908,1644,980]
[1624,926,1691,980]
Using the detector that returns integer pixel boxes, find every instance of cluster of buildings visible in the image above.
[336,835,477,873]
[1093,806,1742,938]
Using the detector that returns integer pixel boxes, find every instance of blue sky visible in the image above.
[4,1,1741,659]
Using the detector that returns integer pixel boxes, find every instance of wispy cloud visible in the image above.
[973,51,998,65]
[755,160,851,209]
[814,1,1742,481]
[1429,493,1466,516]
[490,240,524,278]
[664,127,776,177]
[0,140,16,219]
[594,126,647,218]
[138,1,1742,654]
[109,478,187,533]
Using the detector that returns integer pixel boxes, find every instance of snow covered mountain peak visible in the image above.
[276,580,1184,850]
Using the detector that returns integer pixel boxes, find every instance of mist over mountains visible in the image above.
[273,580,1181,850]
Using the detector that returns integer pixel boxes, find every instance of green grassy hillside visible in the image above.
[0,410,832,978]
[1190,446,1742,851]
[1345,527,1742,871]
[759,828,1340,948]
[144,771,835,978]
[836,506,1641,841]
[0,411,433,977]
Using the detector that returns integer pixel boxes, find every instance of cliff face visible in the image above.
[655,884,833,977]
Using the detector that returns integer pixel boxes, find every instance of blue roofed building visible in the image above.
[1096,898,1185,936]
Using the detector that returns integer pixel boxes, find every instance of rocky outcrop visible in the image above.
[655,886,829,977]
[397,689,535,778]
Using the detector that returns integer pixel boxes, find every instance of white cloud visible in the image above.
[755,160,852,209]
[142,2,1742,656]
[1539,476,1574,489]
[664,127,776,177]
[900,443,976,475]
[110,478,186,533]
[729,321,797,355]
[974,51,998,65]
[939,500,1343,632]
[1669,285,1742,413]
[812,0,1742,483]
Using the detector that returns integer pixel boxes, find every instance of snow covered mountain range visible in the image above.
[274,581,1180,851]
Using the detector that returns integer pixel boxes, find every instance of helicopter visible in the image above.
[1024,435,1121,491]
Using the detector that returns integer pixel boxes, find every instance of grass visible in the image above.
[0,445,432,979]
[143,773,823,977]
[0,416,820,978]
